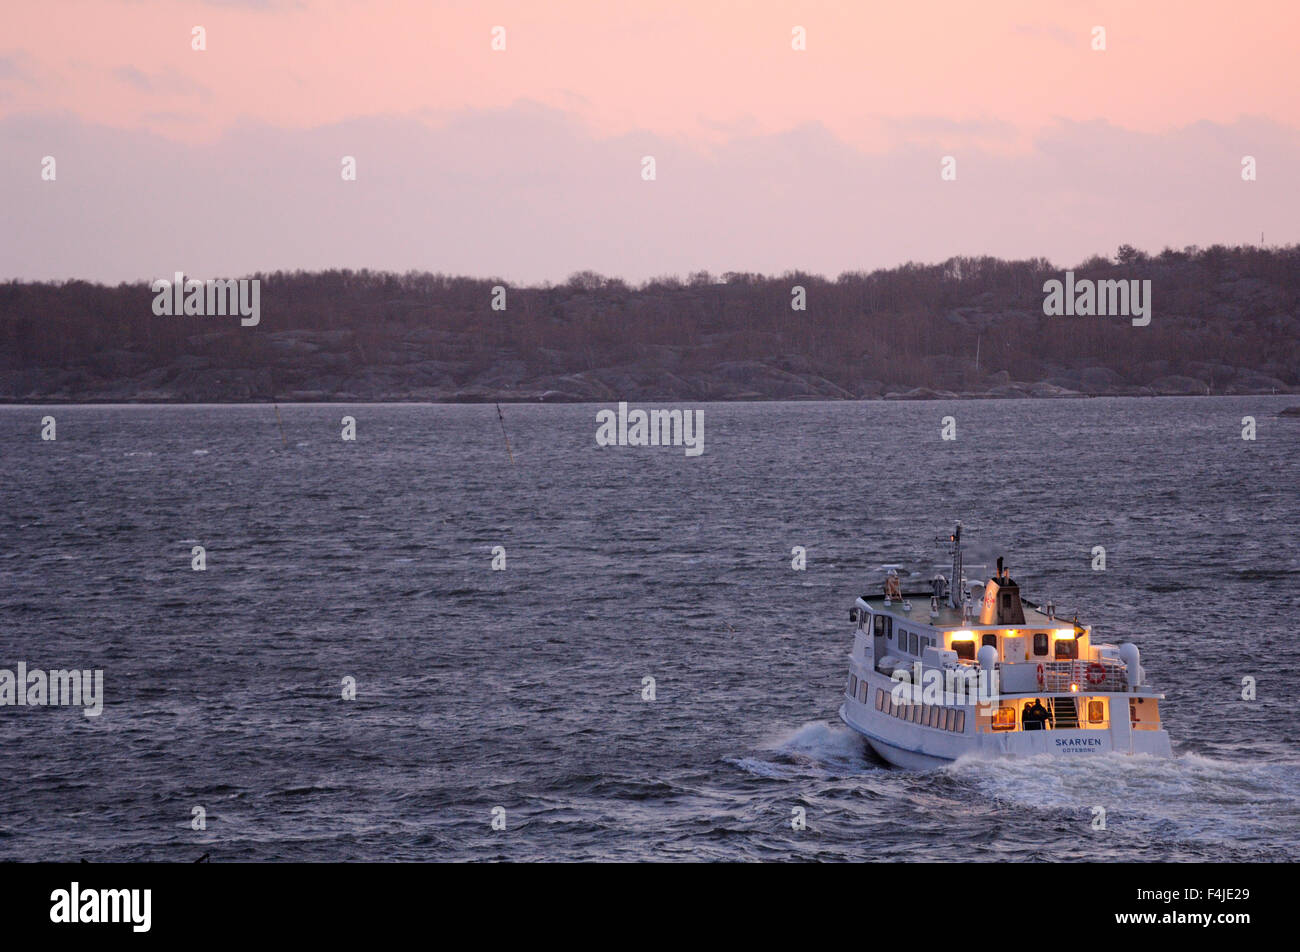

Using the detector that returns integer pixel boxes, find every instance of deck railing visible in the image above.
[1038,659,1128,692]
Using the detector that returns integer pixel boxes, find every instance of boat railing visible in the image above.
[1038,659,1127,692]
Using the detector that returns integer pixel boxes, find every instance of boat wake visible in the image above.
[727,720,880,779]
[943,750,1300,851]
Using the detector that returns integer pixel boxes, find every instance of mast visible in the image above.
[945,522,964,609]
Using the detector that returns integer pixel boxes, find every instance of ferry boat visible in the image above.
[839,524,1172,768]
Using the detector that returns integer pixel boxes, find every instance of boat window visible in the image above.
[908,632,919,654]
[876,689,885,711]
[992,706,1016,731]
[1088,700,1105,724]
[908,705,919,723]
[944,708,955,731]
[928,706,940,728]
[1054,638,1078,660]
[873,613,883,637]
[858,682,869,704]
[954,710,965,733]
[952,639,975,661]
[981,633,997,648]
[1032,632,1049,656]
[849,675,858,697]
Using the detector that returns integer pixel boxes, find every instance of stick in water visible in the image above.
[495,402,515,465]
[273,402,288,448]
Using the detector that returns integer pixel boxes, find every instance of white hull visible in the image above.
[839,668,1173,770]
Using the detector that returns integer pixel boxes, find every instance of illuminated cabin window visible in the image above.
[876,689,885,711]
[981,633,997,648]
[1055,637,1078,660]
[992,706,1017,731]
[858,682,869,704]
[909,705,920,724]
[874,614,886,638]
[952,638,975,661]
[943,708,954,731]
[1088,700,1105,724]
[928,706,941,728]
[954,710,965,733]
[1032,632,1049,656]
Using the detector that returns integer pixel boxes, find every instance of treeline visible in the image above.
[1,244,1297,401]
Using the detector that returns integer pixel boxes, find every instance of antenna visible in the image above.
[938,522,964,609]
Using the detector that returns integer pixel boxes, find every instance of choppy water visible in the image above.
[1,398,1297,861]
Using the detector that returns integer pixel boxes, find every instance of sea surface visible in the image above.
[0,397,1297,862]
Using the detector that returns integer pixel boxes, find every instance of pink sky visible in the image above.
[2,1,1298,281]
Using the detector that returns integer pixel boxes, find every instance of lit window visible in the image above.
[954,710,965,733]
[1033,632,1049,656]
[1088,700,1105,724]
[876,689,885,711]
[992,706,1016,731]
[858,682,869,703]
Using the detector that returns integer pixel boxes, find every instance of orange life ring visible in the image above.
[1036,663,1045,688]
[1085,662,1106,686]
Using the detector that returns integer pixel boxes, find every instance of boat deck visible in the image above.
[858,591,1066,630]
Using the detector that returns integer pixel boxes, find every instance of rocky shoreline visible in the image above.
[0,340,1291,405]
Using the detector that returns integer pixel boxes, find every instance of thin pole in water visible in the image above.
[273,402,288,448]
[495,402,515,465]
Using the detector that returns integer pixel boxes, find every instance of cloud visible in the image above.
[112,67,212,101]
[0,52,36,84]
[0,104,1295,283]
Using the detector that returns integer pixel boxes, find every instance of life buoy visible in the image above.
[1085,662,1106,686]
[1036,663,1045,688]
